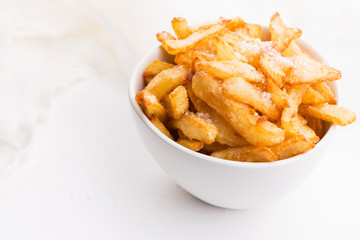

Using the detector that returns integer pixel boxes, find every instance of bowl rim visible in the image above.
[129,38,337,169]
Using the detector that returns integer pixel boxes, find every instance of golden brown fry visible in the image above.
[213,36,247,62]
[311,82,337,104]
[202,142,230,153]
[274,27,302,53]
[299,103,356,126]
[259,45,293,88]
[287,55,342,85]
[156,31,176,42]
[171,111,218,144]
[161,19,235,55]
[267,79,289,108]
[281,84,319,143]
[222,77,281,120]
[162,86,189,119]
[174,50,215,67]
[171,17,192,39]
[211,146,277,162]
[150,117,174,140]
[187,84,248,147]
[144,65,189,100]
[177,139,204,151]
[192,72,285,146]
[143,60,175,84]
[304,116,324,138]
[271,135,314,160]
[196,60,265,82]
[136,91,168,122]
[302,87,326,104]
[234,23,262,39]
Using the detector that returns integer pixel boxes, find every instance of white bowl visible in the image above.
[128,29,337,209]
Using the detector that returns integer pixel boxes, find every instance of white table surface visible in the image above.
[1,1,360,239]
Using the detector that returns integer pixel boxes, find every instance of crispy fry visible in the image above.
[267,79,289,108]
[192,72,285,146]
[222,77,281,120]
[274,27,302,53]
[150,117,174,140]
[160,19,233,55]
[136,91,168,122]
[174,50,215,67]
[234,23,262,39]
[287,55,342,85]
[143,60,175,84]
[211,146,277,162]
[299,103,356,126]
[302,87,326,104]
[311,82,337,104]
[171,17,192,39]
[213,36,247,62]
[171,111,218,144]
[271,135,314,160]
[162,86,189,119]
[196,60,265,82]
[187,83,248,147]
[144,65,189,100]
[304,116,324,138]
[156,31,176,42]
[202,142,230,153]
[177,139,204,151]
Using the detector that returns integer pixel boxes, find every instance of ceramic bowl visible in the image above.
[128,28,337,209]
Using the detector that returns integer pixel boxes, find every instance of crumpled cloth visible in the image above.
[0,0,119,179]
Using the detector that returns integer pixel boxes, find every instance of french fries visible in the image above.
[137,14,356,162]
[143,60,175,84]
[211,146,277,162]
[299,103,356,126]
[144,65,189,100]
[196,60,265,82]
[162,86,189,119]
[171,111,218,144]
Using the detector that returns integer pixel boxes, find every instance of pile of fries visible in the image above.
[136,13,356,162]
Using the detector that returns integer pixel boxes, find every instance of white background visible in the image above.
[0,0,360,239]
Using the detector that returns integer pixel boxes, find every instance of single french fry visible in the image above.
[287,55,342,85]
[143,60,175,84]
[187,84,248,147]
[144,65,189,100]
[174,50,215,67]
[281,84,319,143]
[196,60,265,83]
[222,77,281,120]
[259,46,293,88]
[192,72,285,146]
[171,17,192,39]
[299,103,356,126]
[162,86,189,119]
[136,91,168,122]
[150,117,174,140]
[311,82,337,104]
[274,27,302,53]
[177,139,204,151]
[304,116,324,138]
[267,79,289,108]
[156,31,176,42]
[234,23,262,39]
[202,142,230,153]
[221,31,264,67]
[213,36,247,62]
[161,19,234,55]
[171,111,218,144]
[211,146,277,162]
[302,87,326,104]
[271,135,314,160]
